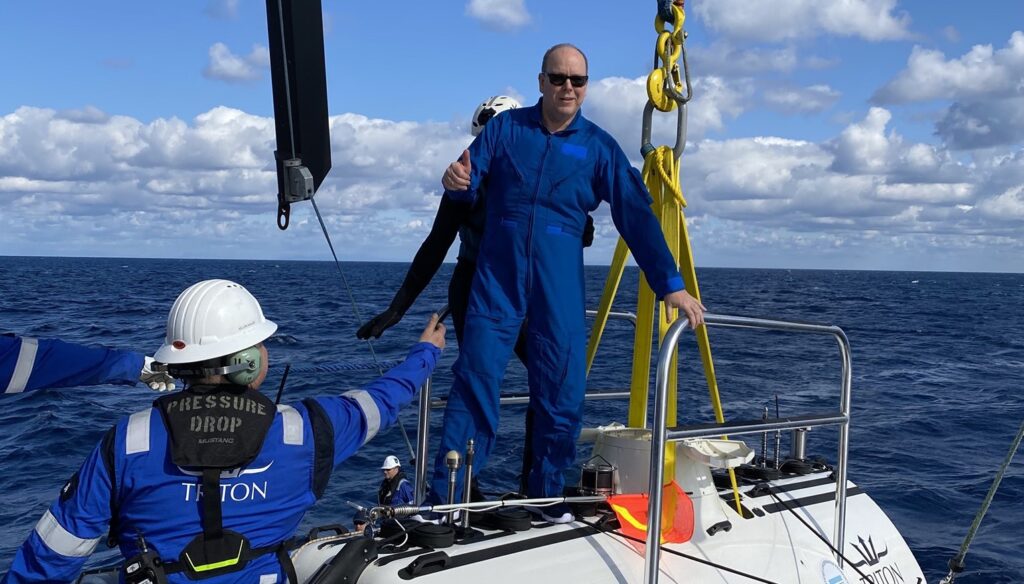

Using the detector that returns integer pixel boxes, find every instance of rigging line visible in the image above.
[577,516,778,584]
[940,418,1024,584]
[310,197,417,462]
[763,488,869,581]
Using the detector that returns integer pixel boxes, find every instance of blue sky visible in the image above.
[1,0,1022,272]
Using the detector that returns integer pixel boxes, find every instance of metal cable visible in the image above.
[764,488,869,581]
[310,197,417,462]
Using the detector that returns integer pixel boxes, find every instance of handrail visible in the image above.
[412,310,638,502]
[429,390,632,409]
[643,313,852,584]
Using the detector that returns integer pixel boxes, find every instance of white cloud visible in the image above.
[0,86,1021,269]
[691,43,800,75]
[694,0,912,43]
[582,75,749,152]
[203,43,270,83]
[763,84,841,114]
[465,0,531,32]
[829,107,897,174]
[874,31,1024,103]
[977,185,1024,220]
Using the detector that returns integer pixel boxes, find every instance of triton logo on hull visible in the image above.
[850,535,889,568]
[848,533,909,584]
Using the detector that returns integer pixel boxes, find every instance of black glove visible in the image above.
[583,214,595,248]
[356,308,404,339]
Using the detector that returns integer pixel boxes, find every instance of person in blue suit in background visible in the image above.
[377,455,415,507]
[3,279,445,583]
[433,43,706,523]
[1,333,174,394]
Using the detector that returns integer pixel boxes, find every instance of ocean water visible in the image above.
[0,256,1021,582]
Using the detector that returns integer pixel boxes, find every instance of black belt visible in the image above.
[160,541,298,583]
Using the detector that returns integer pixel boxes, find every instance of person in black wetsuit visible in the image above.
[357,95,595,493]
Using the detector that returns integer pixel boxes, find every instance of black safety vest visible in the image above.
[377,471,410,506]
[154,386,278,580]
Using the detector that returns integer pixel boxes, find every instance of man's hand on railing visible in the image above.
[663,289,706,329]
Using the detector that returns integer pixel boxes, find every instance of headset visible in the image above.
[163,346,263,386]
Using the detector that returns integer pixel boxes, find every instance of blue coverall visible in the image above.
[1,334,143,395]
[430,101,684,501]
[3,342,440,584]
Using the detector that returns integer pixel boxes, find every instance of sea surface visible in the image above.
[0,256,1021,582]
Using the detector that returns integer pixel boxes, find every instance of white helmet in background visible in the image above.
[154,279,277,365]
[471,95,520,136]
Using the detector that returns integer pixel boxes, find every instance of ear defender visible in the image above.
[225,346,262,386]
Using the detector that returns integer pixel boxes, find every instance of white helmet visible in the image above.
[154,279,278,365]
[471,95,520,136]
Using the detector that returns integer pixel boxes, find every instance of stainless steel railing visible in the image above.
[412,310,639,505]
[643,313,852,584]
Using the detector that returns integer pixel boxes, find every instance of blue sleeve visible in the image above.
[3,438,112,583]
[312,342,441,468]
[443,113,502,204]
[595,143,684,298]
[394,479,415,506]
[1,335,144,395]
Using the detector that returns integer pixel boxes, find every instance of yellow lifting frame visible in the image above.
[584,3,742,514]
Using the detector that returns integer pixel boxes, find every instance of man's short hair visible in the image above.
[541,43,588,74]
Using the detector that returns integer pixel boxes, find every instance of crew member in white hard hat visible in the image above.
[378,455,414,507]
[355,454,415,532]
[6,278,446,583]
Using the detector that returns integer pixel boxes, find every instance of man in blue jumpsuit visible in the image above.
[3,279,445,583]
[1,333,174,394]
[433,44,706,522]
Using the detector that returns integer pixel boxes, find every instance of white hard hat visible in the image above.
[471,95,520,136]
[154,279,278,364]
[381,455,401,470]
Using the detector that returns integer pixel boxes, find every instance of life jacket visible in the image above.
[377,471,411,506]
[156,385,285,579]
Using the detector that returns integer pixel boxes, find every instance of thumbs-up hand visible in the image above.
[442,149,472,191]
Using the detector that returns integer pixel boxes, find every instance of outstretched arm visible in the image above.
[357,197,470,339]
[2,334,146,394]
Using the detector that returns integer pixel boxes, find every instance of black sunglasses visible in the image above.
[544,72,589,88]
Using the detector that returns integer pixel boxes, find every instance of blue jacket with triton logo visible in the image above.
[3,342,440,584]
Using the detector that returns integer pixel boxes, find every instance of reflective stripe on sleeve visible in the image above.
[342,390,381,445]
[5,337,39,393]
[277,404,304,446]
[125,409,152,455]
[34,510,101,558]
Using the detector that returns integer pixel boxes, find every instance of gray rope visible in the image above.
[940,418,1024,583]
[270,359,404,374]
[309,198,418,462]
